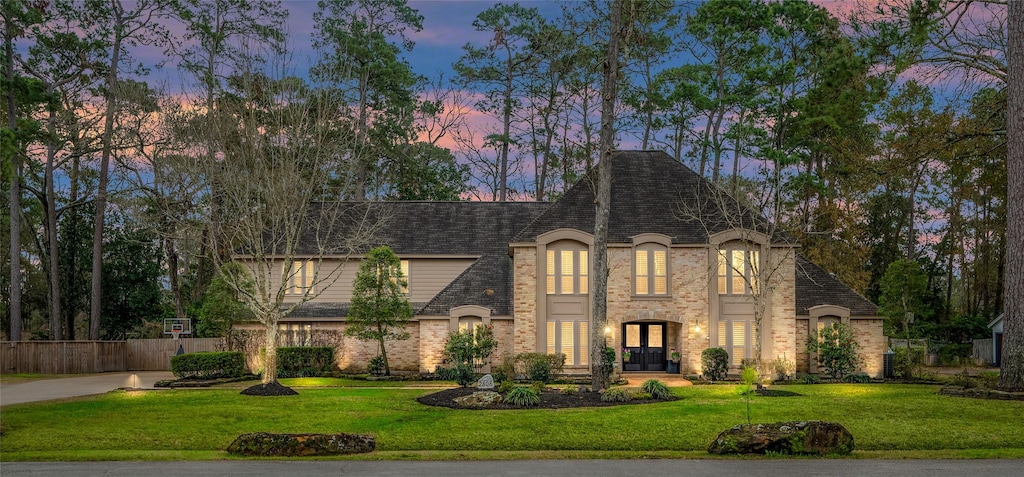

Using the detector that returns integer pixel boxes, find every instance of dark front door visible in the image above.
[622,322,666,372]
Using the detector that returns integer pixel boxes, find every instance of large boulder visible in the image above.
[707,421,854,456]
[227,432,375,456]
[453,391,503,407]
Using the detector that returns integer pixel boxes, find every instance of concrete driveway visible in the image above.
[0,372,174,406]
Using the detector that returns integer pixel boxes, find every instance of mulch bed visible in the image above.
[755,388,802,397]
[417,387,678,410]
[240,381,299,396]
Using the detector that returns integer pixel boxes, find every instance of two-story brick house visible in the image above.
[236,150,884,377]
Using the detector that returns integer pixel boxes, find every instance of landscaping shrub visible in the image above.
[632,391,653,400]
[640,379,671,400]
[441,325,498,387]
[701,348,729,381]
[950,370,976,388]
[367,355,386,376]
[561,386,578,396]
[276,347,334,378]
[802,374,820,384]
[518,352,565,383]
[530,381,545,395]
[937,343,972,366]
[171,351,245,379]
[978,371,1000,389]
[843,373,871,384]
[433,366,457,381]
[893,347,924,379]
[451,363,476,387]
[497,380,516,393]
[505,387,539,406]
[492,355,517,383]
[806,323,860,380]
[600,388,632,402]
[773,355,796,382]
[597,346,616,383]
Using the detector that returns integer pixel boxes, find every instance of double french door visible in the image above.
[622,322,666,372]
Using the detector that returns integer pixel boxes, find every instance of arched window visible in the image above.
[546,242,589,295]
[717,246,759,295]
[634,243,669,296]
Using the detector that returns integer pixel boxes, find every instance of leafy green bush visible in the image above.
[597,346,616,383]
[803,373,821,384]
[894,347,924,379]
[632,391,653,400]
[492,355,517,383]
[937,343,972,366]
[561,386,578,396]
[497,380,516,393]
[843,373,871,384]
[772,355,795,382]
[505,387,539,406]
[442,325,498,387]
[368,354,386,376]
[806,323,861,380]
[701,348,729,381]
[276,347,334,378]
[451,363,476,387]
[519,352,565,383]
[640,379,671,400]
[530,381,545,394]
[978,371,1000,388]
[433,366,457,381]
[600,388,632,402]
[171,351,245,379]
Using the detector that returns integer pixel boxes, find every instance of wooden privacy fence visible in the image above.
[973,338,994,365]
[126,338,221,371]
[0,338,221,374]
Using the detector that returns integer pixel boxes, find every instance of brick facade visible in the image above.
[513,247,538,355]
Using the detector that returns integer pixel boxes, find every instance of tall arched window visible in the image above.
[546,242,589,295]
[635,243,669,296]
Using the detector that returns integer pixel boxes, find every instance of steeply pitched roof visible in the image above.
[795,255,878,316]
[513,150,775,244]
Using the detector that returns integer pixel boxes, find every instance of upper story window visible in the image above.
[635,245,668,296]
[395,259,409,294]
[285,260,315,294]
[717,246,759,295]
[546,243,588,295]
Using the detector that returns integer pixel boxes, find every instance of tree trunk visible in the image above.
[5,13,21,341]
[499,45,513,202]
[45,101,63,339]
[90,3,124,340]
[591,0,622,391]
[1000,0,1024,391]
[262,317,279,384]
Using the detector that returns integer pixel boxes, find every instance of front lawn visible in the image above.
[1,384,1022,460]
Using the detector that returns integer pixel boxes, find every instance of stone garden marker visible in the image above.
[476,374,495,390]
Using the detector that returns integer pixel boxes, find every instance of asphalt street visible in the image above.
[3,459,1024,476]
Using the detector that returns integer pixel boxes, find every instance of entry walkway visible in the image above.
[0,371,173,406]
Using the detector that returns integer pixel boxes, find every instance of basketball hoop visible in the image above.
[164,318,192,342]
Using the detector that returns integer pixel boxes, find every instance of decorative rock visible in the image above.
[476,374,495,390]
[707,420,854,456]
[227,432,375,456]
[453,391,503,407]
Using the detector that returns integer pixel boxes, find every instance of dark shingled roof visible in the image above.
[286,151,870,318]
[796,255,878,316]
[513,150,777,244]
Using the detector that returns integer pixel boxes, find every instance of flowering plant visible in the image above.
[622,348,632,360]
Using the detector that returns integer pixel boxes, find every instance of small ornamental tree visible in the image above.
[442,325,498,387]
[806,322,861,380]
[346,246,413,376]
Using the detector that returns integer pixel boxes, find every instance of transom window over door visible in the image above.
[717,246,760,295]
[546,243,589,295]
[635,245,668,295]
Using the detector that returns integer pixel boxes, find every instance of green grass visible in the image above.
[1,384,1022,461]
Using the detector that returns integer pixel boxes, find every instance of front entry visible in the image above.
[622,322,666,372]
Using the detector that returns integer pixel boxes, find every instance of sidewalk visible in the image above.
[0,371,174,406]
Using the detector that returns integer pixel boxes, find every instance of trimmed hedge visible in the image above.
[277,347,335,378]
[171,351,245,379]
[701,347,729,381]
